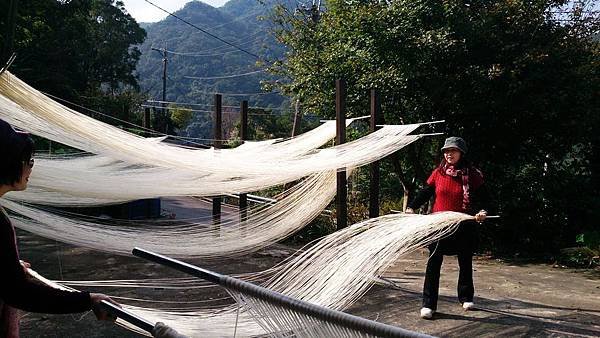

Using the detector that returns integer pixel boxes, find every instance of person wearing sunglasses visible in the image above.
[0,118,116,337]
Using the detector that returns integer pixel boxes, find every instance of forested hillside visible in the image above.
[137,0,287,108]
[136,0,299,140]
[269,0,600,257]
[0,0,146,131]
[2,0,598,260]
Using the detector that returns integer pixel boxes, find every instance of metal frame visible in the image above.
[100,301,155,333]
[133,247,435,338]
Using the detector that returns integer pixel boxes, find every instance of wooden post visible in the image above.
[239,100,248,221]
[143,108,151,136]
[212,94,222,227]
[369,89,381,218]
[161,47,168,133]
[336,79,347,229]
[151,107,157,134]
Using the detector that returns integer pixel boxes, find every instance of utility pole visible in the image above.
[151,45,168,133]
[311,0,321,23]
[296,0,321,23]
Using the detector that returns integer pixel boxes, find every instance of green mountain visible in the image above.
[135,0,296,139]
[136,0,286,107]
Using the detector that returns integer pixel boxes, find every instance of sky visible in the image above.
[120,0,228,23]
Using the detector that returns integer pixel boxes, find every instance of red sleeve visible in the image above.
[470,168,484,190]
[426,169,438,187]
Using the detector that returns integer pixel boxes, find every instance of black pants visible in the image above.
[422,248,474,311]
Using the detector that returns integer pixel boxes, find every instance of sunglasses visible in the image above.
[24,158,34,168]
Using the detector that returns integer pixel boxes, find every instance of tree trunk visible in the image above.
[389,151,412,211]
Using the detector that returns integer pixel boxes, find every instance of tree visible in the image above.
[268,0,600,255]
[169,106,194,130]
[1,0,146,125]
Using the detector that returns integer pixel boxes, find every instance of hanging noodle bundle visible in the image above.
[0,70,465,337]
[50,212,471,337]
[6,123,421,203]
[0,70,424,189]
[0,170,339,258]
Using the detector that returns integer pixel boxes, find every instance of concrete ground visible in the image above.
[12,198,600,337]
[15,235,600,337]
[359,252,600,337]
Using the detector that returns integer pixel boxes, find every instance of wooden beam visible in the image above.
[369,89,381,218]
[212,94,222,227]
[336,79,347,229]
[239,100,248,221]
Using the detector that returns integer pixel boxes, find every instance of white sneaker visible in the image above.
[462,302,475,310]
[420,307,434,319]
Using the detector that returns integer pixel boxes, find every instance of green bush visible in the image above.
[558,247,600,268]
[576,231,600,251]
[286,214,336,243]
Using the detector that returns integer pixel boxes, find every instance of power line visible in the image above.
[191,90,281,97]
[153,11,266,49]
[36,93,218,147]
[161,49,244,57]
[147,99,291,111]
[43,91,159,134]
[548,10,600,13]
[142,104,294,116]
[161,33,270,57]
[41,94,227,148]
[187,89,282,97]
[152,31,267,57]
[210,9,265,30]
[147,100,213,108]
[184,69,265,80]
[197,31,268,53]
[142,104,216,114]
[143,0,261,59]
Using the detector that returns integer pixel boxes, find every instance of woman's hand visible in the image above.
[90,293,119,321]
[404,207,415,214]
[153,322,189,338]
[475,210,487,223]
[20,260,31,275]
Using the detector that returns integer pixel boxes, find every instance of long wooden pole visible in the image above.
[212,94,222,228]
[369,89,381,218]
[132,247,433,338]
[336,80,347,229]
[143,107,151,137]
[239,100,248,221]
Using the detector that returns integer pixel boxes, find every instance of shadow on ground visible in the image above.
[349,284,600,337]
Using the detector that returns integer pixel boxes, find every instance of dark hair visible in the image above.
[438,152,471,172]
[0,119,35,186]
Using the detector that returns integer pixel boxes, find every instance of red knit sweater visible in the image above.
[426,167,484,213]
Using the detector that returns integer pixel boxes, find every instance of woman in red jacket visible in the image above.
[406,137,488,319]
[0,118,115,337]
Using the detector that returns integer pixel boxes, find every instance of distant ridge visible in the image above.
[136,0,283,103]
[135,0,290,138]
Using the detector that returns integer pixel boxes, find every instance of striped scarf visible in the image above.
[442,163,470,211]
